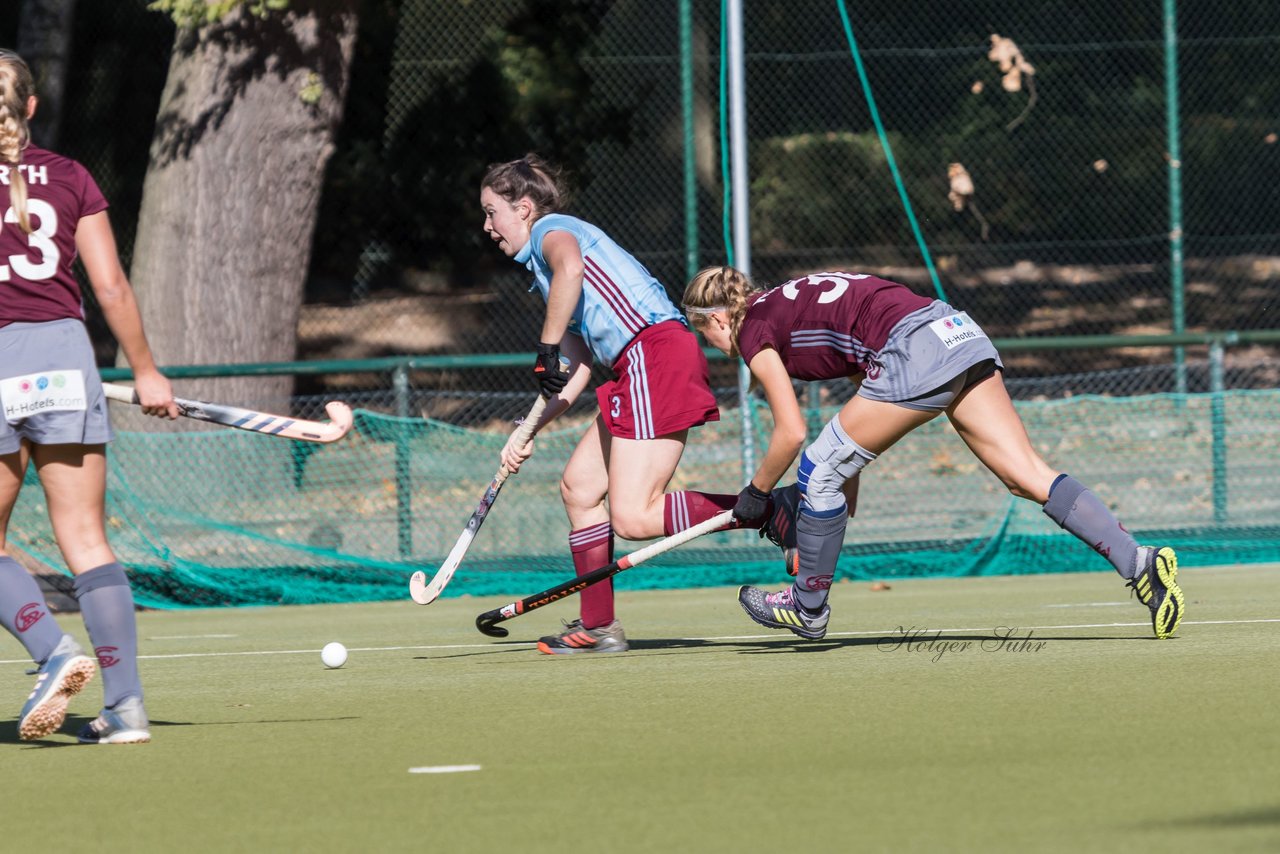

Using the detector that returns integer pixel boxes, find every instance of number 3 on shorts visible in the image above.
[610,395,621,418]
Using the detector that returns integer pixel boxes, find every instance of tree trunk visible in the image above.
[128,1,358,412]
[17,0,77,148]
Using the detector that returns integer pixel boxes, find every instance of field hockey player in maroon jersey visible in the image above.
[682,265,1183,641]
[0,50,178,743]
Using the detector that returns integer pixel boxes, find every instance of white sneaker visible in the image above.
[78,695,151,745]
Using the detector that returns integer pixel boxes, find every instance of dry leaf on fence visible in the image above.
[988,34,1037,131]
[947,163,990,241]
[948,163,975,211]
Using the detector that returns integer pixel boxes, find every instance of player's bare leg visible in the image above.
[942,373,1057,502]
[741,396,935,638]
[947,373,1182,637]
[541,420,685,654]
[560,417,612,533]
[603,430,688,542]
[1,444,96,740]
[36,445,114,573]
[35,443,150,739]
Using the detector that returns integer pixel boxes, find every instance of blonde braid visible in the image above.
[0,50,34,234]
[682,265,760,357]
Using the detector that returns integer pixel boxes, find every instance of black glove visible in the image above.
[733,483,772,527]
[533,342,568,398]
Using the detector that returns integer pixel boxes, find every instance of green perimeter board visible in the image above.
[2,564,1277,854]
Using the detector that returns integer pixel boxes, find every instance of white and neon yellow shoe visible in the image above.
[1129,546,1183,639]
[737,584,829,640]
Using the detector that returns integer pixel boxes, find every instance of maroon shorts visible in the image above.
[596,320,720,440]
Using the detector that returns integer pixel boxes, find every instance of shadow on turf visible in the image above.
[418,632,1143,660]
[632,632,1145,655]
[1156,806,1280,828]
[0,714,360,748]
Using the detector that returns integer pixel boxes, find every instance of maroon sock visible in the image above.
[664,491,737,536]
[570,521,615,628]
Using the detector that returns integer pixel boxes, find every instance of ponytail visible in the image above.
[0,49,35,234]
[481,154,568,218]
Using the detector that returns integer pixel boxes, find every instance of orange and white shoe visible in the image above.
[537,619,629,655]
[18,635,96,741]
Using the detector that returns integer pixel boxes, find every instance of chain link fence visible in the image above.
[8,2,1280,602]
[29,1,1275,407]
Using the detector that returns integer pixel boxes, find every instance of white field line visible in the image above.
[1044,602,1131,608]
[408,765,481,774]
[2,617,1278,666]
[148,634,239,639]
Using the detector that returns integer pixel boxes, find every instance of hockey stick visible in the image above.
[474,509,735,637]
[408,395,548,605]
[103,382,353,444]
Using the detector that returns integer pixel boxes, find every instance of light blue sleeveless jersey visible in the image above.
[515,213,683,365]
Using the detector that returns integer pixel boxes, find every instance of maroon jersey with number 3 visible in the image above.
[0,145,109,327]
[736,272,934,381]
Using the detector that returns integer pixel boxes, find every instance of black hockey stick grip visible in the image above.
[474,510,734,638]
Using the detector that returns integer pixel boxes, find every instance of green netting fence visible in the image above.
[10,367,1278,609]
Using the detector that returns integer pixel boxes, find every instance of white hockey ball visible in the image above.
[321,642,348,669]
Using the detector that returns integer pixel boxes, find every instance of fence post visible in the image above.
[727,0,755,483]
[1209,339,1227,523]
[393,364,413,556]
[680,0,698,280]
[1164,0,1187,395]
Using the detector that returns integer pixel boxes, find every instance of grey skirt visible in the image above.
[0,318,114,453]
[857,301,1003,410]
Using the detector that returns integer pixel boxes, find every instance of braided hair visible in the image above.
[681,265,761,358]
[0,49,34,234]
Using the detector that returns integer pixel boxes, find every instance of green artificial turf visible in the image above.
[3,564,1278,853]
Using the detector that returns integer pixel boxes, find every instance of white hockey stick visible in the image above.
[103,382,354,444]
[408,395,548,605]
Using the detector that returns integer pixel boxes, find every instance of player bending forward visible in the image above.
[682,266,1183,641]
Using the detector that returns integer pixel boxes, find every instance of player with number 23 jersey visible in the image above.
[1,49,177,745]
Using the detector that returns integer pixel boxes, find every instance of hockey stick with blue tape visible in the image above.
[103,382,353,443]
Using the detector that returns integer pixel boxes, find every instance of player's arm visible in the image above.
[538,229,584,346]
[75,211,178,419]
[746,346,807,492]
[530,333,593,426]
[501,332,593,474]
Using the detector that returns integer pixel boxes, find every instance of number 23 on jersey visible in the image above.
[0,198,60,282]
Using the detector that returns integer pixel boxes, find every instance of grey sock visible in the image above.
[793,509,848,611]
[1042,475,1140,578]
[0,555,64,664]
[74,563,143,707]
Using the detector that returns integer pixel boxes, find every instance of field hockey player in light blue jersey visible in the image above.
[0,50,178,744]
[480,155,788,654]
[683,265,1184,643]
